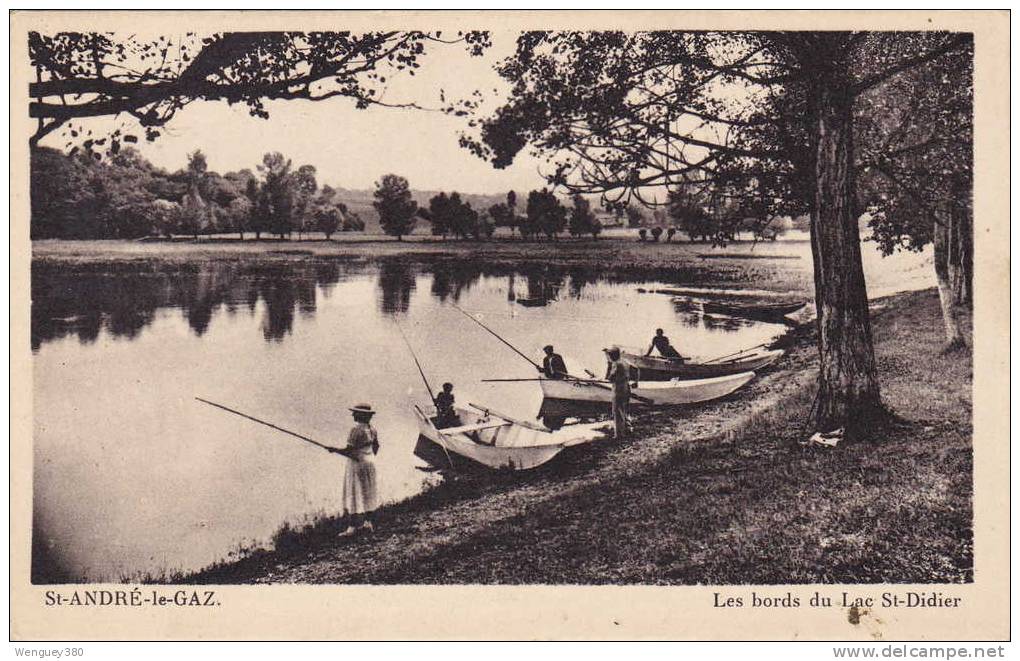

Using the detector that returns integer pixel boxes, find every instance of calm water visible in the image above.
[31,257,790,582]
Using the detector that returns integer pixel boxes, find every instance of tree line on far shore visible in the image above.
[30,146,364,240]
[373,176,606,241]
[31,143,801,243]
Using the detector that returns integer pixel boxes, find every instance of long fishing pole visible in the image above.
[451,304,542,370]
[394,324,457,468]
[453,305,653,404]
[702,343,770,364]
[195,397,345,455]
[394,323,436,403]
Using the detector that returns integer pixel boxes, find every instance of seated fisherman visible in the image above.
[434,382,461,429]
[538,345,569,379]
[645,328,683,359]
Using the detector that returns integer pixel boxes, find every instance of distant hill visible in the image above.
[330,186,509,233]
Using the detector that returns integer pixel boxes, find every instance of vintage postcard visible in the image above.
[9,10,1009,641]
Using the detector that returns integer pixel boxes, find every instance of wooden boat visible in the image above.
[619,348,784,381]
[701,300,806,320]
[413,403,609,471]
[539,371,755,406]
[515,297,549,308]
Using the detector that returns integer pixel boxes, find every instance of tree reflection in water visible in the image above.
[31,260,353,350]
[31,257,743,351]
[669,298,758,333]
[376,259,417,316]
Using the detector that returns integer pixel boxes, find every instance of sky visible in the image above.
[40,32,550,195]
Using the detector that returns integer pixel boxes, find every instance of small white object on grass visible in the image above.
[806,427,845,448]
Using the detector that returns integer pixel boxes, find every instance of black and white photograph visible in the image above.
[9,9,1009,642]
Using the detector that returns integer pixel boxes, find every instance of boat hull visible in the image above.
[620,349,784,381]
[413,406,607,471]
[539,371,755,406]
[702,301,806,320]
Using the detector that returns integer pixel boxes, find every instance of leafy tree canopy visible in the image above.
[29,30,491,151]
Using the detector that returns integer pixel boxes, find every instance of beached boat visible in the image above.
[619,348,784,381]
[701,300,806,320]
[539,371,755,406]
[413,403,609,471]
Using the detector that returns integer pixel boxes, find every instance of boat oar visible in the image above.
[468,402,550,432]
[195,397,352,458]
[452,305,652,404]
[451,304,543,370]
[702,343,770,364]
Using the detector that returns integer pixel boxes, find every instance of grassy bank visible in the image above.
[32,236,934,302]
[185,287,971,585]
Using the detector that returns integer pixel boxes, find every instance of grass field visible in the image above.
[184,287,971,585]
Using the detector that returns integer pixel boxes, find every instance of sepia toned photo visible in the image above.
[9,10,1009,641]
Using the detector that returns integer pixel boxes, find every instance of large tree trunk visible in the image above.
[949,175,973,308]
[808,65,883,435]
[933,181,972,349]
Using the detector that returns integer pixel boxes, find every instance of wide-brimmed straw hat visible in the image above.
[349,403,376,416]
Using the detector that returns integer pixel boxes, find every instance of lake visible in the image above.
[30,256,792,582]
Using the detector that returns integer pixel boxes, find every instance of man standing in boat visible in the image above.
[645,328,684,360]
[604,346,632,440]
[538,345,569,379]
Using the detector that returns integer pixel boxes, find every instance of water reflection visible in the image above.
[32,255,790,582]
[670,298,761,333]
[427,262,485,304]
[377,260,417,316]
[31,261,347,350]
[33,260,786,352]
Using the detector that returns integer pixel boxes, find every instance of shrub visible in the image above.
[651,226,663,242]
[638,228,647,242]
[666,227,676,242]
[342,211,365,232]
[315,207,342,240]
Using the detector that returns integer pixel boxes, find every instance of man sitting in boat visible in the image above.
[538,345,569,379]
[434,382,461,429]
[645,328,684,360]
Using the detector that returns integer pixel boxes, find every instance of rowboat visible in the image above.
[413,404,609,471]
[619,348,784,381]
[539,371,755,406]
[701,300,806,320]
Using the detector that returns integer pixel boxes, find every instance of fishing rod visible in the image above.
[395,322,437,403]
[454,306,653,404]
[451,304,543,370]
[395,324,456,469]
[702,343,770,364]
[195,397,349,456]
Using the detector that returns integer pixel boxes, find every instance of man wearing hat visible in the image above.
[604,347,632,440]
[538,344,569,379]
[330,403,380,537]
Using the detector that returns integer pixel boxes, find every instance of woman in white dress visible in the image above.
[330,403,380,536]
